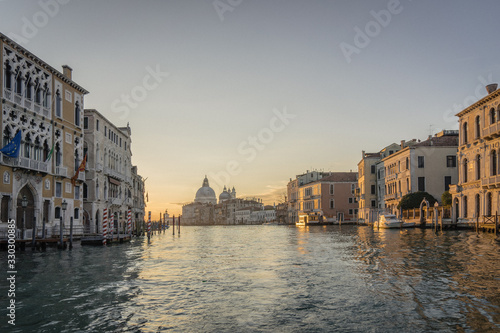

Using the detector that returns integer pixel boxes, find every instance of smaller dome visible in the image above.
[219,186,232,202]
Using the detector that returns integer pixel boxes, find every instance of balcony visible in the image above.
[78,172,85,181]
[483,123,500,140]
[3,88,50,117]
[95,162,103,172]
[386,173,398,181]
[481,175,500,188]
[1,155,50,174]
[104,167,125,181]
[55,166,67,177]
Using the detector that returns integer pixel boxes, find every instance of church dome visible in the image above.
[219,186,232,202]
[194,176,217,204]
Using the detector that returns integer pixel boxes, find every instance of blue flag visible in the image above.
[0,131,22,158]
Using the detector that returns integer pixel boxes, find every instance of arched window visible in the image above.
[492,150,497,176]
[405,157,409,170]
[24,134,31,158]
[14,69,23,95]
[55,143,62,167]
[3,126,11,147]
[476,155,481,180]
[74,208,79,219]
[4,62,12,90]
[486,192,492,217]
[55,206,61,219]
[55,89,62,117]
[75,101,81,127]
[463,196,468,218]
[475,116,481,139]
[463,159,468,183]
[490,108,496,125]
[475,194,480,218]
[463,122,469,143]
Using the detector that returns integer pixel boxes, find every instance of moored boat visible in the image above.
[375,214,403,229]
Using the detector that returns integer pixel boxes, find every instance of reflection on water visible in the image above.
[1,226,499,332]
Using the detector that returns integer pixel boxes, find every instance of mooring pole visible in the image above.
[172,214,175,235]
[178,215,181,235]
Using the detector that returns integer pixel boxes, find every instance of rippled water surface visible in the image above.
[1,225,500,332]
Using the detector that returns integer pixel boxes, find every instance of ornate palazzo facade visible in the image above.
[0,33,88,237]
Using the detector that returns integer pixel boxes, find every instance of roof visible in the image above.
[316,172,357,183]
[413,135,458,147]
[0,32,89,94]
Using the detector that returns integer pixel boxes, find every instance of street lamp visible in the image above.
[60,200,68,249]
[21,195,28,240]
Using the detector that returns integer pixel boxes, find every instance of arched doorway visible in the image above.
[486,192,492,217]
[16,186,35,239]
[83,210,90,234]
[419,198,430,224]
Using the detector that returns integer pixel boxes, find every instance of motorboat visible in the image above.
[375,214,403,229]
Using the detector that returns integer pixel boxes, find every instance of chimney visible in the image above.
[400,140,405,148]
[486,83,498,94]
[62,65,73,80]
[362,150,365,158]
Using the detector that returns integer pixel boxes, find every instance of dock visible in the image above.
[80,234,132,246]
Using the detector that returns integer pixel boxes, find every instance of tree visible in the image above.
[397,191,437,210]
[441,191,452,207]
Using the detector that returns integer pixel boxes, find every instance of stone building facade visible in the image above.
[83,109,145,234]
[0,33,88,238]
[450,84,500,222]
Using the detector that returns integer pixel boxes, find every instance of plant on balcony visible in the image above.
[397,191,437,210]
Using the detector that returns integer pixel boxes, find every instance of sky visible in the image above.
[1,0,500,216]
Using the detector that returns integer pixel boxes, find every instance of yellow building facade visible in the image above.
[450,85,500,222]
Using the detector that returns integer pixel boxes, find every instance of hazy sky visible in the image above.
[2,0,500,216]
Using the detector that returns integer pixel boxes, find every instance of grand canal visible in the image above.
[1,225,499,332]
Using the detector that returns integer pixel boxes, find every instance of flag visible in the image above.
[0,131,22,158]
[71,154,87,186]
[45,142,55,162]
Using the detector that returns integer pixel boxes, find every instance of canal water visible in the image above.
[1,225,499,332]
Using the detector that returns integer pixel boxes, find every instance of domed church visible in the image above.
[194,176,217,204]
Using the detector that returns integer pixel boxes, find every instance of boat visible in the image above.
[401,221,416,228]
[375,214,403,229]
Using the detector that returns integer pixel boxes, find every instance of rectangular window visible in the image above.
[444,176,452,191]
[75,185,80,200]
[371,200,376,208]
[96,119,100,131]
[418,177,425,192]
[65,182,72,194]
[371,165,375,174]
[83,117,88,129]
[56,182,62,197]
[371,185,376,195]
[330,184,334,195]
[418,156,425,168]
[65,90,72,102]
[349,198,353,204]
[74,208,79,219]
[447,155,457,167]
[330,199,334,209]
[349,209,353,215]
[104,126,107,136]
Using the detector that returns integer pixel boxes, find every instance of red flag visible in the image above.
[71,154,87,186]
